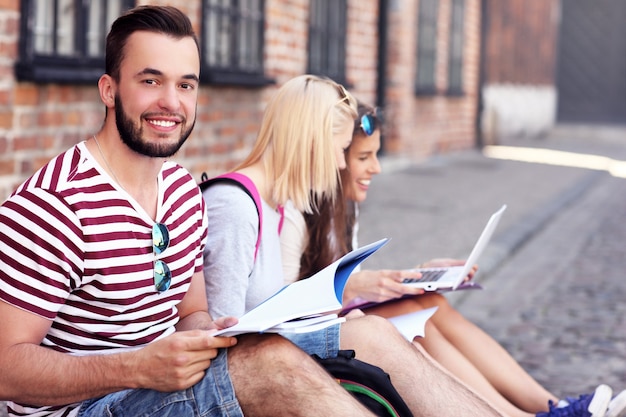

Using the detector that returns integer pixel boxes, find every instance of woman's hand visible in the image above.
[342,259,479,305]
[343,269,425,304]
[418,258,478,282]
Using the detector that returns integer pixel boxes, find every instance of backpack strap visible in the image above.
[277,204,285,234]
[200,172,263,261]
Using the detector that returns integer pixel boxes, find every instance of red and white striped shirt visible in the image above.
[0,141,207,416]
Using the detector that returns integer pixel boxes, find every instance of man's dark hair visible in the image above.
[105,5,199,81]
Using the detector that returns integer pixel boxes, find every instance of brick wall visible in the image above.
[0,1,21,200]
[383,0,481,159]
[0,0,383,201]
[345,0,380,105]
[0,0,479,201]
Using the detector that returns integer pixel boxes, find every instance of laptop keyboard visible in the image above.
[403,269,447,283]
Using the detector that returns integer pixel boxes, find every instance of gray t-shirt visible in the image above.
[202,182,284,319]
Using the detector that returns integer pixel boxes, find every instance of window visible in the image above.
[16,0,133,84]
[415,0,439,95]
[447,0,465,95]
[201,0,273,86]
[307,0,347,84]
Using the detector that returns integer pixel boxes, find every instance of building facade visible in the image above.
[479,0,626,143]
[0,0,482,201]
[480,0,560,143]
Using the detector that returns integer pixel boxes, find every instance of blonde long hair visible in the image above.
[236,74,357,213]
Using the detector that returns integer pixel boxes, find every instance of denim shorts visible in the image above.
[281,323,340,359]
[77,349,243,417]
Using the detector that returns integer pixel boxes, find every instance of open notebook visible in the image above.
[214,238,389,336]
[402,204,507,291]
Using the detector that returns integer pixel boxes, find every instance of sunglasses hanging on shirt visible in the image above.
[152,222,172,293]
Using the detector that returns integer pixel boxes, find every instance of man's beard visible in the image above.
[115,94,195,158]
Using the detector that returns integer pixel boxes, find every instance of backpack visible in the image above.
[199,172,284,261]
[313,350,414,417]
[200,172,264,260]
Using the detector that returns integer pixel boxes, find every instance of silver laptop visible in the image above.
[402,204,507,291]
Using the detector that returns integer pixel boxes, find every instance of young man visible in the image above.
[0,6,377,417]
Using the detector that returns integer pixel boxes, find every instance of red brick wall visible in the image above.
[1,2,21,198]
[0,0,479,201]
[383,0,481,159]
[345,0,379,105]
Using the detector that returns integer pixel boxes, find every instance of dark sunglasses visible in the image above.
[152,223,171,293]
[360,112,378,136]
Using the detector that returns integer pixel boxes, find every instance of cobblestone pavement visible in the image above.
[456,172,626,398]
[357,128,626,401]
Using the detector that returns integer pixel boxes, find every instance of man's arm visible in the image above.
[0,299,137,405]
[0,293,235,406]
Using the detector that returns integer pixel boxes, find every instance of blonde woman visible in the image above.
[202,75,509,417]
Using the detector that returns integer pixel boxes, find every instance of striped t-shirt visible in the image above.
[0,141,207,417]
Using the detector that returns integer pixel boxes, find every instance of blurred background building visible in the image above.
[0,0,625,202]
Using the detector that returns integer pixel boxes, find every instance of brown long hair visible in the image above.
[298,101,379,279]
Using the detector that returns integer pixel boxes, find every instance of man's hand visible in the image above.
[130,329,237,392]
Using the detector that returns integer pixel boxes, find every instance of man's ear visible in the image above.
[98,74,116,107]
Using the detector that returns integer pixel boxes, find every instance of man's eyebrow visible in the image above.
[137,68,199,82]
[183,73,200,82]
[137,68,162,77]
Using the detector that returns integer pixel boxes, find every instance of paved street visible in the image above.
[358,125,626,399]
[458,171,626,397]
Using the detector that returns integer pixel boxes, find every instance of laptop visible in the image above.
[402,204,507,291]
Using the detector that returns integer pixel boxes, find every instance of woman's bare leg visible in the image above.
[412,293,557,413]
[364,299,535,416]
[417,322,535,416]
[340,315,506,417]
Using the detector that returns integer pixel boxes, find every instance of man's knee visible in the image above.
[230,333,306,368]
[346,314,396,333]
